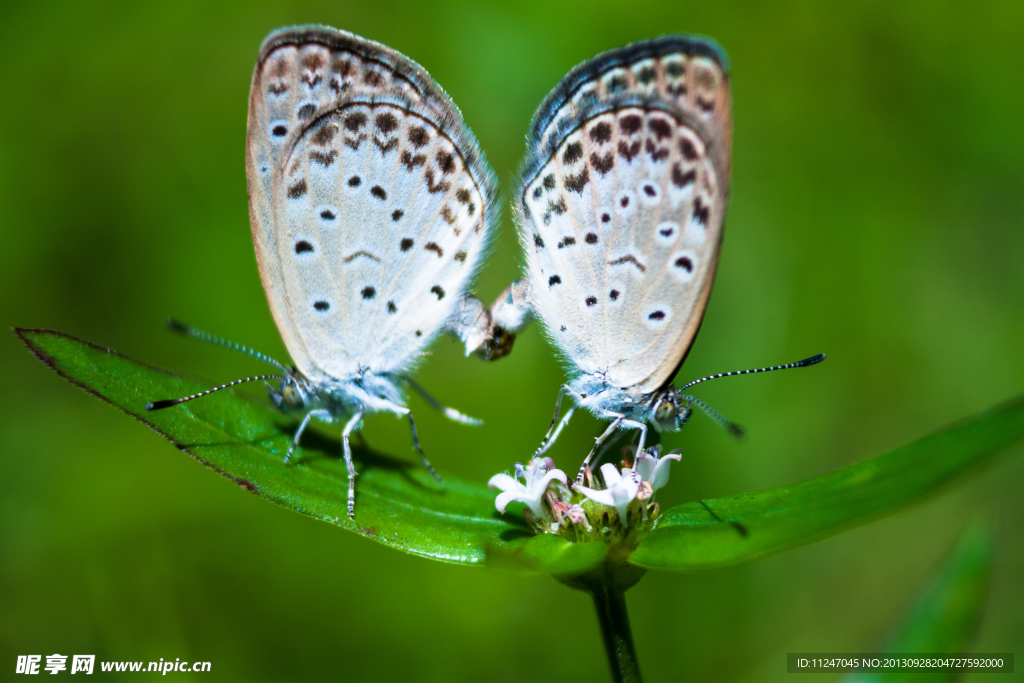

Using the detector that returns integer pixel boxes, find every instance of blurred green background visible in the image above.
[1,1,1021,680]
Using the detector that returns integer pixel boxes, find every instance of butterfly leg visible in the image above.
[534,384,584,458]
[341,411,364,519]
[403,411,444,483]
[539,405,576,457]
[284,408,332,464]
[576,415,624,484]
[575,417,648,484]
[407,378,483,426]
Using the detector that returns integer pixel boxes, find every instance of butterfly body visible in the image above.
[267,367,405,419]
[146,26,506,517]
[491,36,733,468]
[241,26,509,512]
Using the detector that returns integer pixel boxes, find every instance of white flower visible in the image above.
[575,463,641,522]
[633,447,682,493]
[488,458,567,520]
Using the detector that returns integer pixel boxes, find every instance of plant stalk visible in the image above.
[590,580,642,683]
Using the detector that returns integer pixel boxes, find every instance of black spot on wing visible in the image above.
[620,114,642,135]
[590,121,612,143]
[436,151,456,174]
[562,141,583,165]
[564,168,589,193]
[672,164,696,188]
[591,152,614,174]
[288,180,307,199]
[401,151,426,171]
[430,285,446,300]
[609,255,646,272]
[618,140,641,162]
[310,150,337,166]
[692,198,710,224]
[375,112,398,133]
[408,126,430,147]
[344,112,367,132]
[679,137,698,161]
[311,125,336,145]
[648,117,672,140]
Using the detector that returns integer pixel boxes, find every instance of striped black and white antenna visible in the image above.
[145,319,289,411]
[675,353,826,439]
[147,374,286,411]
[678,353,825,392]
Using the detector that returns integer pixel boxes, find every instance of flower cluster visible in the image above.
[487,446,681,538]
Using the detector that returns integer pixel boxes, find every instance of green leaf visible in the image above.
[16,328,531,565]
[843,521,994,682]
[487,533,609,577]
[631,396,1024,571]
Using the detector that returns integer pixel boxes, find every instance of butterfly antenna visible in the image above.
[165,318,289,372]
[680,395,746,439]
[677,353,826,392]
[146,374,286,411]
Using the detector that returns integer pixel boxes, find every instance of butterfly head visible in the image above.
[269,369,314,413]
[649,387,691,432]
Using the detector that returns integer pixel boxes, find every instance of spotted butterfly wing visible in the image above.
[247,26,497,382]
[518,36,731,395]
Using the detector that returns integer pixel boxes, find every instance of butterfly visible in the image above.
[147,25,509,517]
[486,35,825,481]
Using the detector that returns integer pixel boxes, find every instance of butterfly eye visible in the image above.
[281,384,304,410]
[654,399,678,426]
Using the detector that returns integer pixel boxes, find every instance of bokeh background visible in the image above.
[2,1,1021,680]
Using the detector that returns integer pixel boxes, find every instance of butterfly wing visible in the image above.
[247,26,498,382]
[518,36,732,395]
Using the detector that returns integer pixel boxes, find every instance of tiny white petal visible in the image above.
[488,460,568,520]
[575,484,618,508]
[488,473,519,492]
[576,465,642,523]
[599,463,622,486]
[650,453,682,491]
[539,468,568,489]
[494,491,520,514]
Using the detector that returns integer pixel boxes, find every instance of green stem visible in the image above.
[590,580,642,683]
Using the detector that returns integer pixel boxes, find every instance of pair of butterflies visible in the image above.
[149,25,823,518]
